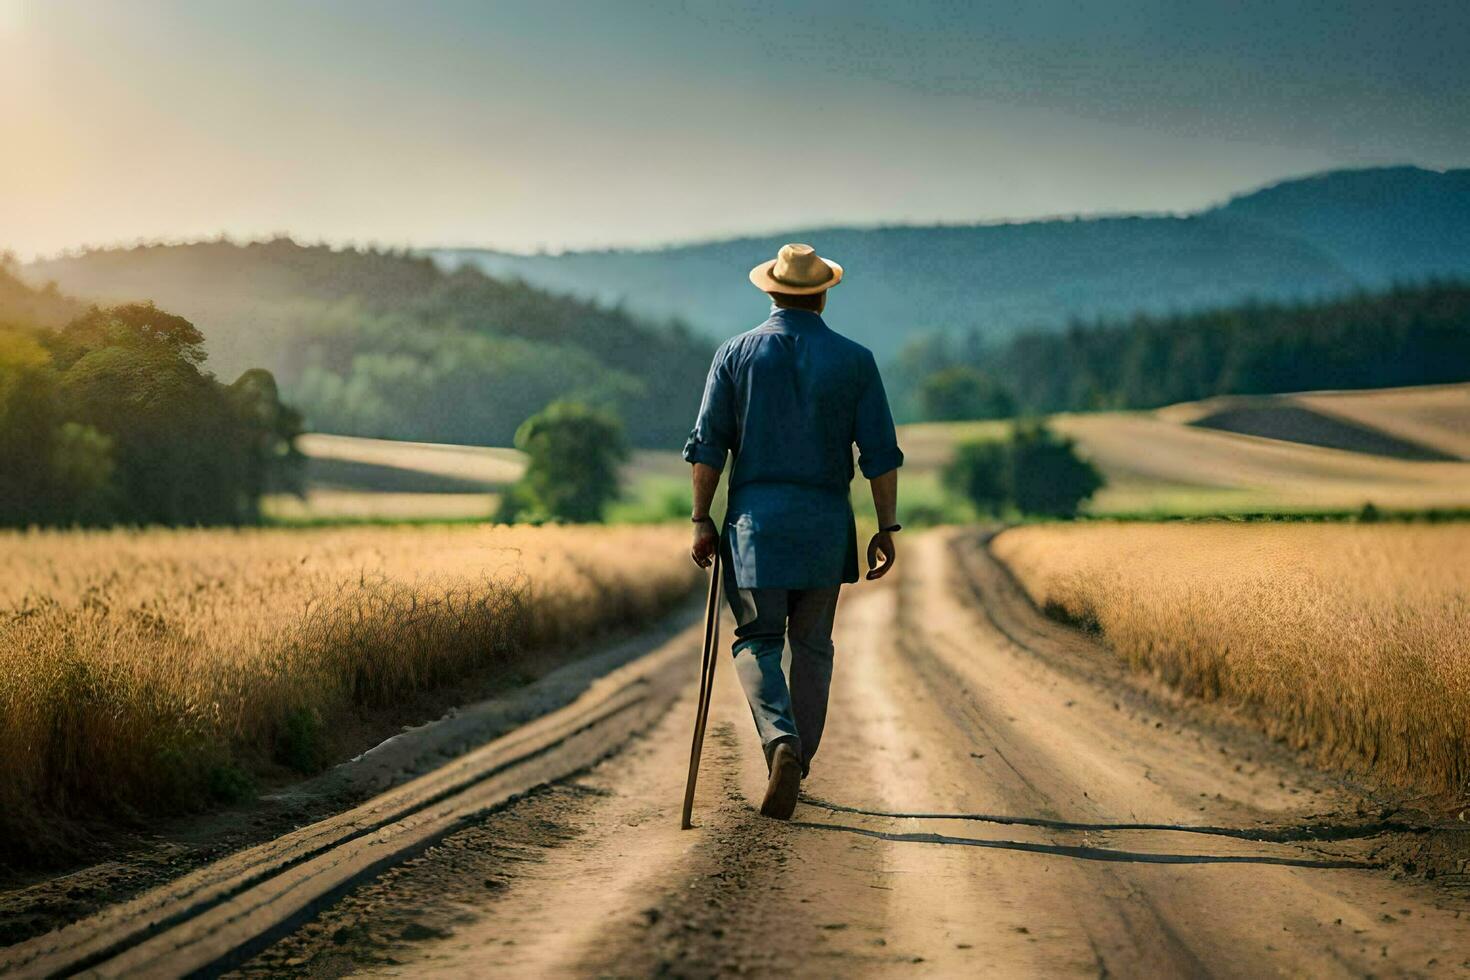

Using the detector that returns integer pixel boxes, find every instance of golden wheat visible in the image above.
[0,524,698,859]
[991,523,1470,796]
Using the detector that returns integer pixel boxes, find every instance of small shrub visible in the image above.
[207,763,256,804]
[499,401,628,523]
[276,706,326,774]
[944,440,1010,516]
[943,419,1104,518]
[1008,422,1105,518]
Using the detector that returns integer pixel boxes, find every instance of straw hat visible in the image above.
[748,243,844,295]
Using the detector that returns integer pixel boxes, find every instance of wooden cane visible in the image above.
[680,545,722,830]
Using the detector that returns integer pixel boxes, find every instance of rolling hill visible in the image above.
[1214,166,1470,284]
[901,382,1470,517]
[1293,384,1470,461]
[434,166,1470,358]
[1157,384,1470,462]
[899,382,1470,520]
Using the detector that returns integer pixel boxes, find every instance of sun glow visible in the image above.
[0,1,22,39]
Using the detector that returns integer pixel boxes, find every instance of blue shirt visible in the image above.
[683,307,904,589]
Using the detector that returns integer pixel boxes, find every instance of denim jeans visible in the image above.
[723,579,841,775]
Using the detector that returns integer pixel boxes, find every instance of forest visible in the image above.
[891,280,1470,421]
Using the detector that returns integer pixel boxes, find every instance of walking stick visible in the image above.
[680,544,722,830]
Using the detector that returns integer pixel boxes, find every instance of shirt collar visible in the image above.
[768,305,826,329]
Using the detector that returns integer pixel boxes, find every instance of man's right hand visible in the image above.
[691,519,718,568]
[866,530,896,580]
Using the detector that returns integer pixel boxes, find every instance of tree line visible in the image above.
[891,280,1470,421]
[0,267,301,527]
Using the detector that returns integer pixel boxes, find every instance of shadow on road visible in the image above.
[801,796,1426,844]
[789,820,1381,869]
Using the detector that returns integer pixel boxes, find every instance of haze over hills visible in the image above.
[434,166,1470,358]
[0,262,84,328]
[22,241,710,448]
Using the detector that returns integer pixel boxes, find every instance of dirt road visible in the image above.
[236,529,1470,978]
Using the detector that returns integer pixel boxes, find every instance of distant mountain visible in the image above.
[434,167,1470,358]
[1213,166,1470,285]
[25,240,710,447]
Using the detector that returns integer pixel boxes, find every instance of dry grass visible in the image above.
[0,524,698,862]
[992,523,1470,797]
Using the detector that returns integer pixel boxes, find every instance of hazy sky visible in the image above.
[3,0,1467,257]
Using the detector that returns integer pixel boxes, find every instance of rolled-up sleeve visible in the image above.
[854,353,904,479]
[682,345,737,471]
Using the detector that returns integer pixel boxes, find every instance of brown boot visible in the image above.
[760,742,802,820]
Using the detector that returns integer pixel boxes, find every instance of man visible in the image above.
[683,242,903,820]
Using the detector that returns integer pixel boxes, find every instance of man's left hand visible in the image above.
[866,530,896,580]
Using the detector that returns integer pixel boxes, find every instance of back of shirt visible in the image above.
[683,306,904,589]
[682,307,903,497]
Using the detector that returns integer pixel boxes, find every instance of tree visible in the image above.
[62,302,208,366]
[499,401,628,523]
[0,328,64,523]
[942,439,1010,516]
[61,342,225,524]
[943,420,1104,518]
[229,368,305,504]
[1007,421,1104,517]
[919,366,1015,421]
[50,422,115,522]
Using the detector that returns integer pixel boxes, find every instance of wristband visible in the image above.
[880,523,902,533]
[692,515,715,525]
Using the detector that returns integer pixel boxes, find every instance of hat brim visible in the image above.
[748,257,844,295]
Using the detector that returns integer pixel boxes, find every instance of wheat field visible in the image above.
[0,524,698,861]
[991,523,1470,797]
